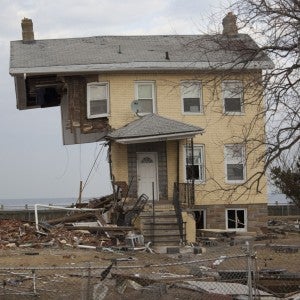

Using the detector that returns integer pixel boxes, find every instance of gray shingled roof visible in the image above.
[10,34,274,75]
[107,114,203,141]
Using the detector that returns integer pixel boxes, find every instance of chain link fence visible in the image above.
[0,239,299,299]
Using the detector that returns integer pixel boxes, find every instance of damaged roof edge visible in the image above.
[9,60,274,76]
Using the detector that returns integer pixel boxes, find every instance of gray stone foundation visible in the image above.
[193,203,268,232]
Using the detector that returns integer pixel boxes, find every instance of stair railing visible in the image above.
[173,183,185,244]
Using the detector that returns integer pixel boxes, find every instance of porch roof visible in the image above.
[107,114,204,144]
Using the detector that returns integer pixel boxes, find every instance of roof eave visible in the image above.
[9,60,274,76]
[108,130,204,144]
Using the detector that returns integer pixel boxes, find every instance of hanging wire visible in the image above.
[81,143,105,192]
[93,142,102,172]
[55,146,70,179]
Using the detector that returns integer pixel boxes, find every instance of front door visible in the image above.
[137,152,158,200]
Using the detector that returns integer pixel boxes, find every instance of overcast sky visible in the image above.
[0,0,225,200]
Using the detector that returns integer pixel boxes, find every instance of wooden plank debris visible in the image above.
[0,193,149,250]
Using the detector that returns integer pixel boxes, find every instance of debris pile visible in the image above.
[0,218,124,249]
[0,193,150,250]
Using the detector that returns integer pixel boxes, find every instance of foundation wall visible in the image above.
[192,203,268,232]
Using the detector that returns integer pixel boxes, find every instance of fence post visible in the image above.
[86,263,91,300]
[32,269,37,295]
[246,241,253,300]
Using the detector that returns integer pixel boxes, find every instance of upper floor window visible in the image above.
[222,81,243,113]
[87,82,109,119]
[181,81,202,114]
[185,144,205,182]
[135,81,155,114]
[224,144,246,182]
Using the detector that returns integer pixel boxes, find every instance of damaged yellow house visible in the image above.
[10,14,273,243]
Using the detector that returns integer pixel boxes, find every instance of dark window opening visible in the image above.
[227,209,246,229]
[186,165,199,180]
[225,98,242,112]
[37,87,61,108]
[194,210,205,229]
[26,76,62,108]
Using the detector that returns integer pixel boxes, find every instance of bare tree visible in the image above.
[231,0,300,168]
[190,0,300,202]
[271,156,300,207]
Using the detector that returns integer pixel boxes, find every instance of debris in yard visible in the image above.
[100,262,115,281]
[271,244,299,253]
[93,283,109,300]
[174,280,272,298]
[212,255,227,267]
[116,279,143,294]
[0,193,148,251]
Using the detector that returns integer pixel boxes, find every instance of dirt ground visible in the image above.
[0,231,298,270]
[0,230,299,299]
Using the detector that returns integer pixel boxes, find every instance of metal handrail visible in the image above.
[173,183,185,243]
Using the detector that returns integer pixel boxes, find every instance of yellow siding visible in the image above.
[103,72,267,206]
[110,142,128,182]
[166,140,178,199]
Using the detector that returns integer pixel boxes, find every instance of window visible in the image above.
[141,157,153,164]
[226,209,247,231]
[225,144,246,182]
[185,145,205,182]
[135,81,155,114]
[87,82,109,118]
[181,81,202,113]
[222,81,243,113]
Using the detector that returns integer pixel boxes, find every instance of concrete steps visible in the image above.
[139,209,185,246]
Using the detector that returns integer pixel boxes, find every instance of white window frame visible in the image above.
[225,208,247,231]
[222,80,244,114]
[134,81,156,115]
[184,144,205,183]
[224,144,246,183]
[87,82,109,119]
[181,81,203,114]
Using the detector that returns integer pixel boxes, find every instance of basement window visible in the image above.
[226,209,247,231]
